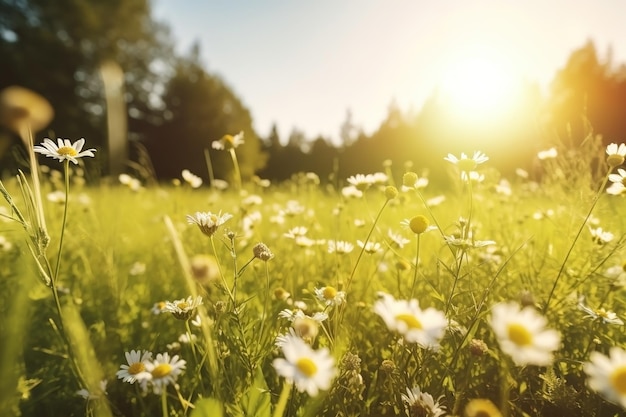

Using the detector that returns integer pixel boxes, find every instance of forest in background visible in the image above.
[1,0,626,186]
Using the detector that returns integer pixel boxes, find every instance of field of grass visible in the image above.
[1,135,626,417]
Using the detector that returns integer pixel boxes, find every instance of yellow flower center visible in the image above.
[409,215,429,234]
[177,302,189,310]
[57,146,78,157]
[610,366,626,395]
[152,363,172,379]
[457,158,478,172]
[323,286,337,300]
[396,313,423,330]
[507,323,533,346]
[296,358,318,377]
[128,362,145,375]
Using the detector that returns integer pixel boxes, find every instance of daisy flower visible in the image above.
[341,185,363,198]
[347,174,376,191]
[284,226,308,239]
[212,131,244,150]
[606,143,626,169]
[578,299,624,325]
[357,240,382,254]
[401,385,446,417]
[584,346,626,409]
[163,296,203,320]
[186,211,233,237]
[373,292,447,349]
[388,230,410,249]
[590,227,614,245]
[314,286,346,307]
[181,169,202,188]
[143,353,186,395]
[328,240,354,254]
[444,151,489,172]
[272,333,336,396]
[33,138,96,164]
[537,147,558,160]
[490,302,561,366]
[116,350,153,384]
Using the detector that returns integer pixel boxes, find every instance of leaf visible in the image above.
[242,366,271,417]
[190,397,224,417]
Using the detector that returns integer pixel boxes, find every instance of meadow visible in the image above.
[1,134,626,417]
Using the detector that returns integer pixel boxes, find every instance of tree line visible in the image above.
[1,0,625,186]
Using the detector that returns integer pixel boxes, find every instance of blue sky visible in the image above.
[152,0,626,142]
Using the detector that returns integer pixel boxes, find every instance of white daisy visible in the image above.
[341,185,363,198]
[490,302,561,366]
[328,240,354,254]
[33,138,96,164]
[584,346,626,409]
[578,299,624,325]
[357,240,382,254]
[537,147,558,160]
[272,333,336,396]
[116,350,153,384]
[212,131,244,150]
[186,211,233,237]
[314,286,346,307]
[143,353,186,395]
[590,227,614,245]
[606,143,626,168]
[373,292,447,349]
[402,385,446,417]
[388,230,410,249]
[181,169,203,188]
[347,173,376,191]
[444,151,489,172]
[163,296,203,320]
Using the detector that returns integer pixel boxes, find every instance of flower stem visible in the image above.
[410,235,421,299]
[272,381,292,417]
[161,389,168,417]
[209,236,236,306]
[229,148,242,191]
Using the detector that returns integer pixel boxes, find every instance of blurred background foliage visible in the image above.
[1,0,626,185]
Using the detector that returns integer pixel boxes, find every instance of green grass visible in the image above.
[1,136,626,417]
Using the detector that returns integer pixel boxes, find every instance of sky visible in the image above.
[152,0,626,142]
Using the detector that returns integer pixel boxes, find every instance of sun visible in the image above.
[438,48,520,123]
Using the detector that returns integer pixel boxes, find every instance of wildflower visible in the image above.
[151,301,167,315]
[314,286,346,307]
[284,226,308,239]
[253,242,274,261]
[606,263,626,289]
[274,287,291,301]
[76,380,108,400]
[0,86,53,135]
[328,240,354,254]
[590,227,614,245]
[181,169,203,188]
[494,179,512,196]
[401,385,446,417]
[384,185,398,200]
[144,353,186,395]
[578,299,624,325]
[341,185,363,198]
[388,230,410,249]
[212,179,229,190]
[444,151,489,172]
[119,173,142,191]
[402,215,435,235]
[116,350,153,384]
[373,292,447,349]
[606,143,626,169]
[537,147,558,160]
[490,302,561,366]
[584,346,626,409]
[607,182,626,195]
[186,211,233,237]
[46,190,66,204]
[279,308,328,323]
[292,317,321,342]
[212,131,244,150]
[445,234,496,250]
[464,398,503,417]
[189,254,219,285]
[33,138,96,164]
[357,240,382,254]
[242,194,263,206]
[163,296,203,321]
[178,333,197,344]
[347,174,376,191]
[272,333,336,396]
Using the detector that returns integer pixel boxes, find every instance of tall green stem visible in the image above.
[272,381,292,417]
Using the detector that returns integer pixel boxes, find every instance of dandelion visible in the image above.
[444,151,489,172]
[490,302,561,366]
[116,350,153,384]
[401,385,446,417]
[181,169,203,188]
[328,240,354,254]
[186,211,233,237]
[590,226,614,245]
[606,143,626,169]
[578,299,624,325]
[464,398,503,417]
[143,353,186,395]
[314,286,346,307]
[357,240,382,254]
[584,346,626,409]
[212,131,244,150]
[33,138,96,164]
[373,292,447,349]
[163,296,203,321]
[272,333,336,396]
